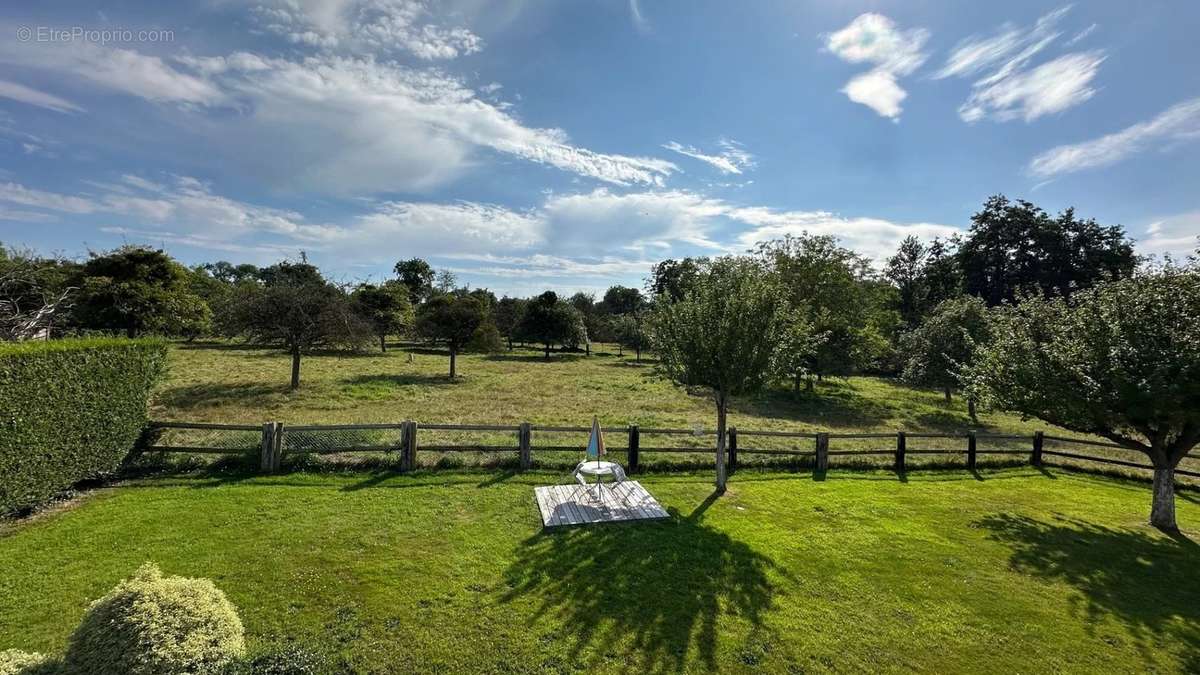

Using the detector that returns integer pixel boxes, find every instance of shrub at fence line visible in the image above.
[0,337,167,515]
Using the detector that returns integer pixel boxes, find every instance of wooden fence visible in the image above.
[140,420,1200,482]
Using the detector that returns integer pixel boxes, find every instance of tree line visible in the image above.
[1,193,1197,528]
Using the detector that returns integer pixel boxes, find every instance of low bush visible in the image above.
[61,564,245,675]
[224,644,348,675]
[0,337,167,515]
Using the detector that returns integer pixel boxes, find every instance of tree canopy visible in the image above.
[352,281,414,352]
[899,295,991,417]
[650,256,786,491]
[517,291,586,359]
[415,293,485,377]
[958,195,1136,306]
[73,246,209,338]
[224,261,370,388]
[393,258,435,305]
[965,264,1200,530]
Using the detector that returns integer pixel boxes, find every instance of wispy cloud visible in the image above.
[1029,97,1200,177]
[662,139,755,175]
[936,7,1104,123]
[252,0,483,60]
[1137,212,1200,256]
[0,80,83,113]
[629,0,650,34]
[823,13,930,120]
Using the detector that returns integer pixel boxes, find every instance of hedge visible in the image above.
[0,338,167,515]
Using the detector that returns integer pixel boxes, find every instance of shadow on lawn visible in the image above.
[154,382,285,409]
[501,494,787,673]
[975,513,1200,668]
[341,373,457,388]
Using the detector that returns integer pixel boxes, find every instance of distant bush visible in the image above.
[0,338,167,515]
[62,563,245,675]
[0,650,54,675]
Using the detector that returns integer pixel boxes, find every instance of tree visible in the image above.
[958,195,1136,306]
[517,291,584,360]
[224,261,371,389]
[415,293,485,377]
[434,269,458,294]
[494,297,527,350]
[650,257,785,492]
[468,320,504,353]
[393,258,435,305]
[756,234,885,380]
[0,246,77,341]
[568,292,600,355]
[600,285,644,316]
[885,235,965,328]
[613,313,648,362]
[352,282,414,352]
[899,296,991,420]
[73,246,210,338]
[772,311,825,395]
[964,266,1200,530]
[648,258,706,302]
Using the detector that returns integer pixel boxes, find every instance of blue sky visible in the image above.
[1,0,1198,296]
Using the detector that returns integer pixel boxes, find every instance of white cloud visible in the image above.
[197,54,677,191]
[0,182,98,214]
[841,70,907,120]
[823,13,929,120]
[346,201,545,256]
[253,0,483,60]
[662,139,755,175]
[629,0,651,34]
[0,80,83,113]
[937,7,1104,123]
[1136,212,1200,256]
[1066,23,1098,46]
[0,40,222,105]
[1029,97,1200,177]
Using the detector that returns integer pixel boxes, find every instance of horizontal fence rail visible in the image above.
[139,420,1200,483]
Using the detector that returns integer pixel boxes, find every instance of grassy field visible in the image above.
[150,341,1199,476]
[2,467,1198,673]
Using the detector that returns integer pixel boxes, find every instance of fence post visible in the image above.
[895,431,906,474]
[1032,431,1044,467]
[627,424,639,473]
[271,422,284,471]
[728,427,738,472]
[518,422,531,470]
[816,433,829,473]
[967,431,977,471]
[399,421,412,472]
[409,421,419,469]
[260,422,274,472]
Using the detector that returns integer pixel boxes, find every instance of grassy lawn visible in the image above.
[151,342,1199,475]
[2,467,1198,673]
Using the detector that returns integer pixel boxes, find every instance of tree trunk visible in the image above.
[449,346,457,378]
[794,374,801,395]
[635,344,641,363]
[506,334,513,351]
[806,377,814,393]
[618,343,623,357]
[544,343,551,360]
[944,387,952,404]
[290,346,301,390]
[126,325,137,339]
[380,333,387,353]
[585,341,590,357]
[1150,465,1177,531]
[967,398,977,423]
[715,392,728,493]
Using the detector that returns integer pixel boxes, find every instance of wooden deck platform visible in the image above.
[534,480,670,528]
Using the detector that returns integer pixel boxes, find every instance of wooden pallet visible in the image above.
[534,480,669,528]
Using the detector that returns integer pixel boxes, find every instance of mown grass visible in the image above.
[1,468,1198,673]
[150,341,1199,476]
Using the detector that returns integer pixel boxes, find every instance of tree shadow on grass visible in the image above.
[974,513,1200,669]
[154,382,286,409]
[341,373,457,388]
[484,352,588,363]
[730,383,893,428]
[501,494,788,673]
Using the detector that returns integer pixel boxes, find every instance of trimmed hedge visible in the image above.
[0,338,167,515]
[62,563,245,674]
